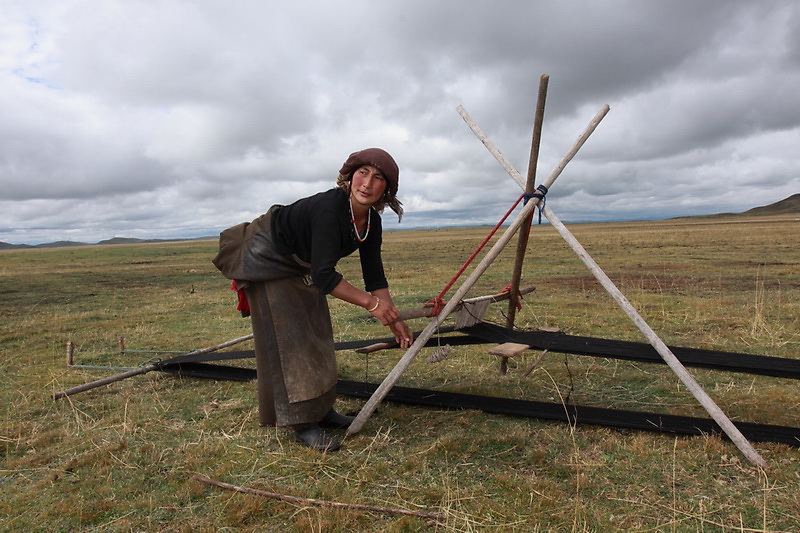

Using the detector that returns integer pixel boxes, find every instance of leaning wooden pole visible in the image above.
[542,205,767,468]
[52,334,254,400]
[347,104,610,436]
[468,119,767,469]
[347,196,538,436]
[507,74,549,329]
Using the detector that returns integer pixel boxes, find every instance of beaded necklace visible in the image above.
[348,197,371,242]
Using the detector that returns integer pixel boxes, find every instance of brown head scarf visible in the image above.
[337,147,403,221]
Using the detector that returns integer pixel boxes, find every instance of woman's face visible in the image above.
[350,165,387,207]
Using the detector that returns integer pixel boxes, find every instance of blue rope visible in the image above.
[523,184,548,224]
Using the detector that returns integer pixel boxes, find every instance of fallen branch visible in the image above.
[192,474,445,522]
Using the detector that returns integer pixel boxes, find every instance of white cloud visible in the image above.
[1,0,798,244]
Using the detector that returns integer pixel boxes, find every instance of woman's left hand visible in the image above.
[389,320,414,349]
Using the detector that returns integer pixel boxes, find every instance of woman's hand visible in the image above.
[389,319,414,349]
[366,294,400,326]
[329,281,413,346]
[366,289,413,348]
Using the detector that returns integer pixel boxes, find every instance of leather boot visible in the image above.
[294,424,341,452]
[319,408,355,429]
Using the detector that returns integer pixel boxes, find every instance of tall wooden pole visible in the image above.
[506,74,549,330]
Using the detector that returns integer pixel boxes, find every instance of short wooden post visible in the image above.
[488,342,530,374]
[118,336,125,353]
[66,341,74,366]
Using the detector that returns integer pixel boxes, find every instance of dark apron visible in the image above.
[212,207,337,426]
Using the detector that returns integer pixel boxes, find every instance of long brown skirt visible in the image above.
[246,276,337,427]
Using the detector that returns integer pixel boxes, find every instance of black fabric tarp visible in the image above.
[156,361,799,447]
[150,323,800,446]
[169,323,800,379]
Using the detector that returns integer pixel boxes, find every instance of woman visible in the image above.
[212,148,413,452]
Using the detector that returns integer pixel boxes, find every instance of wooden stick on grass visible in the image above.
[542,205,767,468]
[192,474,445,521]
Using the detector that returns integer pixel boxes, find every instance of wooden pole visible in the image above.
[346,104,610,436]
[507,74,549,328]
[468,114,767,468]
[347,197,540,436]
[395,285,536,321]
[53,333,254,400]
[456,104,610,194]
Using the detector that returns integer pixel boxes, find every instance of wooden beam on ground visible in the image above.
[52,334,254,400]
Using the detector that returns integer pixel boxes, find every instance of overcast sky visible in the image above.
[2,1,799,244]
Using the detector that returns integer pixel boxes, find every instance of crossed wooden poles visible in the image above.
[52,75,766,468]
[346,75,766,469]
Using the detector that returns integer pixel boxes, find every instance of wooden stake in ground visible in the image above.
[346,103,610,437]
[468,116,767,469]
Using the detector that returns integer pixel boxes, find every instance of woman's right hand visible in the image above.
[367,295,400,326]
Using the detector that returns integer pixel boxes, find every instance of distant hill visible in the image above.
[34,240,93,248]
[742,193,800,216]
[2,194,797,250]
[97,237,172,245]
[685,193,800,220]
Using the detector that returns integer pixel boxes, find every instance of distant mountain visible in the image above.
[0,242,35,250]
[2,195,796,250]
[0,235,218,250]
[34,240,92,248]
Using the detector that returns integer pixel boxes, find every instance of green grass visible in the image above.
[2,215,799,531]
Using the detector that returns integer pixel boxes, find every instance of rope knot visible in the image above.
[426,297,445,317]
[523,184,548,224]
[501,284,523,311]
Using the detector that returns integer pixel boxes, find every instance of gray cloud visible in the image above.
[1,0,798,244]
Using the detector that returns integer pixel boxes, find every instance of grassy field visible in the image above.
[1,214,799,532]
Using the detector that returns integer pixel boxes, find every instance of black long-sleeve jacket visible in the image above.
[270,188,388,294]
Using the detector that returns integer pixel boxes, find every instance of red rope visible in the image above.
[427,193,526,316]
